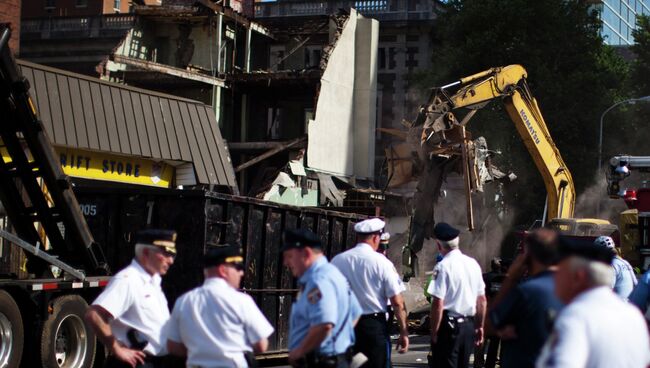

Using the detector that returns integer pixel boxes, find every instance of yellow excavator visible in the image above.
[402,65,615,278]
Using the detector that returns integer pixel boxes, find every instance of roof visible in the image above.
[17,60,237,189]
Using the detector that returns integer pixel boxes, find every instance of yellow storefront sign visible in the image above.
[2,147,174,188]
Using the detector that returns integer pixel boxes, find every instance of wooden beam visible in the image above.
[235,136,307,172]
[112,55,227,87]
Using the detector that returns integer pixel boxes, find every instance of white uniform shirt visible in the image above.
[536,286,650,368]
[165,277,274,368]
[92,259,170,355]
[331,243,405,314]
[426,249,485,316]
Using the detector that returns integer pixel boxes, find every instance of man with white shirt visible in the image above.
[427,222,486,368]
[536,237,650,368]
[165,244,274,367]
[85,229,177,368]
[331,218,409,368]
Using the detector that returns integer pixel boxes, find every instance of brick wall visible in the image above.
[0,0,21,54]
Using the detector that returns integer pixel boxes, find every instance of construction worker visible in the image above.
[536,237,650,368]
[427,222,486,368]
[85,229,177,368]
[283,228,362,368]
[487,229,564,368]
[331,218,409,368]
[165,244,274,367]
[593,235,637,299]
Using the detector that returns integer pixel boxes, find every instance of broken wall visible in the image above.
[307,9,378,179]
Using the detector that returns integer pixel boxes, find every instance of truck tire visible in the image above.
[0,290,23,368]
[40,295,96,368]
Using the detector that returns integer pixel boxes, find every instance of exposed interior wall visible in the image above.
[307,11,357,176]
[307,9,378,179]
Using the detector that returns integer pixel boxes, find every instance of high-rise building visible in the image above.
[590,0,650,45]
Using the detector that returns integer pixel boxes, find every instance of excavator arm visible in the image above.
[416,64,575,220]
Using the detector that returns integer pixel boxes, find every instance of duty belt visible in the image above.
[359,312,386,320]
[443,310,474,323]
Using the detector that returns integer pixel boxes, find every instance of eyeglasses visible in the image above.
[225,262,245,271]
[151,247,176,259]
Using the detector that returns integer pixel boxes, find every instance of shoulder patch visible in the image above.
[433,269,439,280]
[307,287,322,304]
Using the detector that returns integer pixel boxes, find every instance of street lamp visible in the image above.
[597,96,650,172]
[596,95,650,217]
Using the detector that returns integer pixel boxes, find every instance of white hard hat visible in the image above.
[354,218,385,234]
[594,235,616,249]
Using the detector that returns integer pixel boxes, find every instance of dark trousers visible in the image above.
[104,355,183,368]
[354,314,388,368]
[302,351,351,368]
[429,313,475,368]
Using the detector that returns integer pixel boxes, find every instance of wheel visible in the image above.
[0,290,24,368]
[40,295,96,368]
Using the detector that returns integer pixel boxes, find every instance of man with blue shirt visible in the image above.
[629,268,650,322]
[283,228,362,368]
[488,228,564,368]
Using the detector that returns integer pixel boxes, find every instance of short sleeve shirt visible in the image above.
[331,243,405,314]
[611,256,637,299]
[489,271,564,368]
[289,256,362,355]
[164,277,274,367]
[629,269,650,316]
[92,259,170,355]
[426,249,485,316]
[536,287,650,368]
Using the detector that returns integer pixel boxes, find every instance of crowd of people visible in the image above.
[83,220,650,368]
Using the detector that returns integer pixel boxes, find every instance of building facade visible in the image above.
[22,0,161,18]
[590,0,650,45]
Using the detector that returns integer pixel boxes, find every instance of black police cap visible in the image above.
[204,244,244,268]
[135,229,177,254]
[558,236,614,265]
[433,222,460,241]
[280,228,322,252]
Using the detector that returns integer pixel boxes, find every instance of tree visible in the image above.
[631,15,650,95]
[416,0,628,226]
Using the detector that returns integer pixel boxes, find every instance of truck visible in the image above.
[0,25,365,367]
[607,155,650,269]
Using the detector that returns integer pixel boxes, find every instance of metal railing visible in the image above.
[21,14,135,39]
[253,0,436,21]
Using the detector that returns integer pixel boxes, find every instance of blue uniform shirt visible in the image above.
[629,269,650,313]
[490,271,564,368]
[289,256,362,355]
[611,256,637,299]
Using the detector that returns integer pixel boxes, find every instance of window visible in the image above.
[44,0,55,9]
[378,48,386,69]
[76,0,87,7]
[114,0,121,11]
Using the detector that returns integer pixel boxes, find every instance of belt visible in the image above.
[305,348,353,367]
[360,312,386,320]
[443,310,474,323]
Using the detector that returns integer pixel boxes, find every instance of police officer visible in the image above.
[593,235,637,299]
[283,228,362,368]
[629,268,650,321]
[536,237,650,368]
[165,245,274,367]
[427,222,486,368]
[85,229,177,368]
[331,218,409,368]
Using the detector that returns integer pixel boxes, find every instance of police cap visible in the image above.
[354,218,385,234]
[135,229,177,255]
[281,228,322,252]
[433,222,460,241]
[204,244,244,269]
[558,236,614,265]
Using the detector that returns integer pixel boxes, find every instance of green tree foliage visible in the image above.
[418,0,628,225]
[631,15,650,95]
